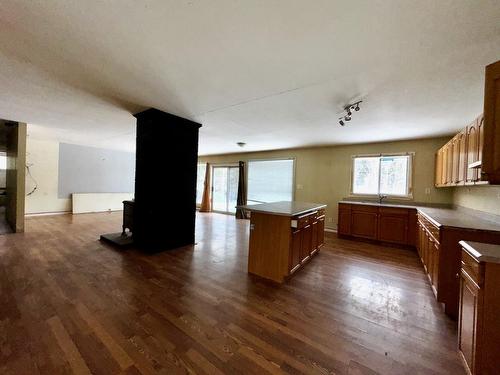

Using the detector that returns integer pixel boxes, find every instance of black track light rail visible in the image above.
[339,100,362,126]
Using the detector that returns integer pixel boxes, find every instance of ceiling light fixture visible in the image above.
[236,142,246,148]
[338,100,362,126]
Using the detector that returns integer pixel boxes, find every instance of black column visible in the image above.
[133,108,201,251]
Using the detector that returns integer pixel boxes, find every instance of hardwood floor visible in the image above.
[0,207,12,235]
[0,211,465,374]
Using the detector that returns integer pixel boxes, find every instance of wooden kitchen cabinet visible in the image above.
[350,205,378,240]
[244,202,326,283]
[482,60,500,184]
[458,241,500,375]
[338,203,352,235]
[436,59,499,187]
[417,213,440,297]
[457,130,467,185]
[300,223,312,263]
[466,120,479,184]
[378,207,408,245]
[290,229,302,272]
[338,203,415,247]
[435,148,444,187]
[436,116,484,187]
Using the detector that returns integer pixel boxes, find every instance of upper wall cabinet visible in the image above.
[482,60,500,183]
[435,60,500,187]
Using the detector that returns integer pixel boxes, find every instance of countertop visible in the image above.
[237,201,326,217]
[340,199,500,232]
[459,241,500,264]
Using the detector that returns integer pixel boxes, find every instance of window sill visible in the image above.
[349,194,414,201]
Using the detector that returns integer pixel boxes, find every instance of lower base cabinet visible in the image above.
[458,242,500,375]
[417,215,440,298]
[289,210,325,274]
[338,203,416,247]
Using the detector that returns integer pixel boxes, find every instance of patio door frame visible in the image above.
[211,164,239,214]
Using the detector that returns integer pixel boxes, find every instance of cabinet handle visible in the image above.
[456,273,460,279]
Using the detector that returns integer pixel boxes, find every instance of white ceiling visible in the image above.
[0,0,499,155]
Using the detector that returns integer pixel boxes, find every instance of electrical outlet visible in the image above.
[425,188,431,195]
[296,184,303,190]
[327,217,333,223]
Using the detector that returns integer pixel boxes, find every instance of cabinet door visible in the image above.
[300,224,312,262]
[459,272,481,375]
[452,137,460,184]
[466,122,479,183]
[441,144,449,186]
[457,130,467,184]
[435,150,443,187]
[432,242,439,291]
[290,229,302,272]
[378,213,408,245]
[351,210,378,239]
[482,60,500,184]
[417,223,423,260]
[338,206,352,235]
[311,220,319,253]
[446,143,454,185]
[422,231,429,273]
[317,217,325,249]
[477,115,485,183]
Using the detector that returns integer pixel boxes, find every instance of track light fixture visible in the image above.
[338,100,362,126]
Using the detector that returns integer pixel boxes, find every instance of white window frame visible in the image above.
[350,152,414,199]
[247,157,296,204]
[195,162,207,207]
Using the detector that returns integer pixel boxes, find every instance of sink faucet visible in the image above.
[378,194,388,204]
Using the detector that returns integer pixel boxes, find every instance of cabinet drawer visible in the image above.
[351,205,378,213]
[379,207,408,216]
[461,249,484,286]
[316,208,326,218]
[294,213,314,229]
[417,213,440,243]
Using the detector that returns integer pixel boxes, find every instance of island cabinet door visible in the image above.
[300,224,312,263]
[311,220,319,254]
[459,271,482,375]
[290,229,302,272]
[317,217,325,248]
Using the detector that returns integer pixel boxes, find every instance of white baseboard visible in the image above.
[325,227,337,233]
[72,193,133,214]
[26,211,70,217]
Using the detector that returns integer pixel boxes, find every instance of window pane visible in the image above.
[380,156,409,196]
[227,167,239,213]
[0,155,6,170]
[248,159,294,204]
[212,167,228,211]
[352,157,379,195]
[196,163,207,205]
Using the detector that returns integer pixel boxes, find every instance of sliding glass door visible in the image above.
[211,166,239,214]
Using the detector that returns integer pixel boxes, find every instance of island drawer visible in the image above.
[291,212,315,229]
[461,248,484,286]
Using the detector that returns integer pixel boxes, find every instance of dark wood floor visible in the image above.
[0,207,12,235]
[0,211,465,374]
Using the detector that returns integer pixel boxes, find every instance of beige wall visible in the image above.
[25,137,71,214]
[199,137,453,230]
[5,122,26,232]
[453,185,500,215]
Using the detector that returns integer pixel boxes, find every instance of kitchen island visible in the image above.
[237,201,327,283]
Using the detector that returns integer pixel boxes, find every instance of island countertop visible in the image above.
[237,201,327,217]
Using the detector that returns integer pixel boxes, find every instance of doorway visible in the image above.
[211,166,239,214]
